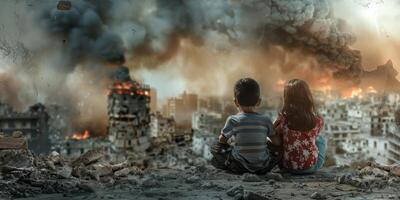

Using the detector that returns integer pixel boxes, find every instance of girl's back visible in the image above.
[276,114,324,170]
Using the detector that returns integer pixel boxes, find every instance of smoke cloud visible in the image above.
[0,0,368,135]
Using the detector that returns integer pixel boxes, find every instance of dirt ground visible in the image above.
[16,166,400,200]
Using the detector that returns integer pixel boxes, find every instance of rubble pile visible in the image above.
[0,144,141,198]
[148,145,208,169]
[336,162,400,189]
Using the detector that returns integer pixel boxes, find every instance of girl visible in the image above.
[274,79,326,174]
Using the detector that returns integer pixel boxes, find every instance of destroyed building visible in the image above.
[150,112,175,145]
[0,103,50,153]
[107,66,151,157]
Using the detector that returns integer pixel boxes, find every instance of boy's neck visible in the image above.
[238,106,257,114]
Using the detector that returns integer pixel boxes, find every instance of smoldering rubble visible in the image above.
[1,135,400,200]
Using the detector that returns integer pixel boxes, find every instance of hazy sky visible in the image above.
[333,0,400,70]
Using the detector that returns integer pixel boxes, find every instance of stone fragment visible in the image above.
[185,175,201,183]
[71,149,104,167]
[111,161,128,172]
[242,173,262,182]
[114,167,131,177]
[265,172,283,181]
[48,151,61,164]
[12,131,23,138]
[56,166,72,179]
[93,163,113,177]
[390,165,400,176]
[310,192,327,200]
[141,176,161,187]
[227,185,244,197]
[0,149,34,168]
[46,161,56,170]
[78,181,99,193]
[243,191,269,200]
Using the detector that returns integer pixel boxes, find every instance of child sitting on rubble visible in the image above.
[210,78,280,174]
[274,79,326,174]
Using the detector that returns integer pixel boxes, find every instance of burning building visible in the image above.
[107,67,151,155]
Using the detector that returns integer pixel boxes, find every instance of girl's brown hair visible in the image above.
[281,79,317,131]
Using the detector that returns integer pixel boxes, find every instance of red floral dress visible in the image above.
[275,114,324,170]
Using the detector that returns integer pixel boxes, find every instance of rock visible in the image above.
[265,172,283,181]
[114,168,131,177]
[0,149,34,168]
[242,173,262,182]
[185,175,201,184]
[310,192,327,200]
[390,165,400,177]
[71,149,104,167]
[93,164,113,177]
[268,179,275,185]
[48,151,61,164]
[243,191,269,200]
[78,181,99,193]
[111,161,128,172]
[141,177,161,187]
[227,185,244,197]
[46,161,56,170]
[12,131,23,138]
[56,166,72,179]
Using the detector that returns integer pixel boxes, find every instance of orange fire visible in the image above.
[366,86,377,94]
[108,82,150,96]
[274,79,285,91]
[70,130,90,140]
[342,87,363,99]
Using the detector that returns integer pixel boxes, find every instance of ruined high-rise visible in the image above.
[107,67,151,153]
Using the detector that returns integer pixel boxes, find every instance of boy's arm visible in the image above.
[219,134,229,144]
[219,116,236,144]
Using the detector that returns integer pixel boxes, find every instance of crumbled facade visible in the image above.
[0,103,50,153]
[107,67,151,155]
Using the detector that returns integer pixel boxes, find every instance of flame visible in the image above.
[366,86,377,94]
[342,87,363,99]
[108,82,150,96]
[274,79,285,91]
[70,130,90,140]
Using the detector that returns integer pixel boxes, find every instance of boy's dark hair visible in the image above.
[234,78,260,107]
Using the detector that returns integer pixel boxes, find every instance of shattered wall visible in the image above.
[107,67,151,153]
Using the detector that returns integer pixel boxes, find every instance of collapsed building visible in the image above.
[0,103,50,153]
[107,66,151,160]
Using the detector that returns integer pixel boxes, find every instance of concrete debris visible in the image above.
[0,146,145,198]
[242,173,262,182]
[0,136,27,149]
[71,149,104,167]
[114,167,131,177]
[310,192,327,200]
[0,149,34,168]
[264,172,283,181]
[243,191,270,200]
[141,176,161,187]
[227,185,244,197]
[336,163,400,189]
[185,175,201,184]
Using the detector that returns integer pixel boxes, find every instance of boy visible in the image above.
[210,78,279,174]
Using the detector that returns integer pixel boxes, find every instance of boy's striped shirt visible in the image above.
[222,112,274,172]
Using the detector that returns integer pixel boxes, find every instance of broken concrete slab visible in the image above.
[71,149,104,167]
[0,149,34,168]
[113,167,131,177]
[0,137,27,149]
